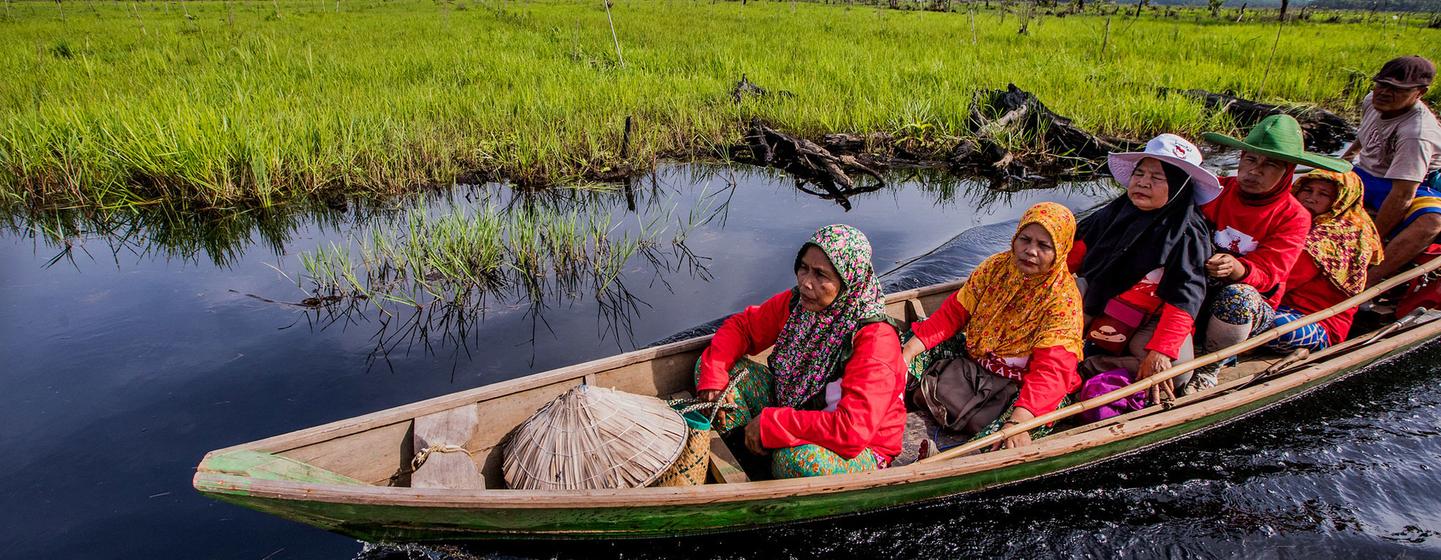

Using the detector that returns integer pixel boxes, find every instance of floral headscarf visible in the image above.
[956,203,1085,370]
[769,224,888,408]
[1294,170,1385,295]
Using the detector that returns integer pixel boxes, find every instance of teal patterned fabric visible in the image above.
[692,358,884,478]
[771,445,881,479]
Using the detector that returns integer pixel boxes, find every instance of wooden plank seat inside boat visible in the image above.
[708,433,750,483]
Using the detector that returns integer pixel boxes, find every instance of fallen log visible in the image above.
[1161,88,1355,153]
[728,85,1141,199]
[972,84,1136,160]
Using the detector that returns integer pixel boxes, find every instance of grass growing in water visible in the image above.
[297,184,719,316]
[291,185,725,364]
[1,1,1435,211]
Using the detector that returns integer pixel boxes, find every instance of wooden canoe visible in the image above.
[192,279,1441,541]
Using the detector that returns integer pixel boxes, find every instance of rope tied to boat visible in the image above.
[667,367,749,427]
[669,400,740,415]
[410,443,473,472]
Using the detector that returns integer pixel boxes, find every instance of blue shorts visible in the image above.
[1356,166,1441,236]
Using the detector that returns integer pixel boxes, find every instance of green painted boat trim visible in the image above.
[199,450,366,487]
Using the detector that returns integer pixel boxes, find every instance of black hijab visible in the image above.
[1075,160,1214,319]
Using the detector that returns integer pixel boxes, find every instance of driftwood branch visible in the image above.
[731,74,793,104]
[737,121,886,211]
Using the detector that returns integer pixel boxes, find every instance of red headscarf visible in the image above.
[1238,162,1298,206]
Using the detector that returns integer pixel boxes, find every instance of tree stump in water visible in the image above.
[1162,88,1356,153]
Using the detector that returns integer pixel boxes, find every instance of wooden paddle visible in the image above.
[921,254,1441,464]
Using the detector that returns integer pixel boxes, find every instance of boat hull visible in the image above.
[193,322,1438,542]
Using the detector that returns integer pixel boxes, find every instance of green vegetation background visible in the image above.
[1,0,1437,211]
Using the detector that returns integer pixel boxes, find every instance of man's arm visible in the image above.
[1375,179,1422,237]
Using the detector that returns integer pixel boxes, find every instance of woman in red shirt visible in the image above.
[1269,170,1385,350]
[1189,115,1353,392]
[900,202,1084,451]
[694,224,905,478]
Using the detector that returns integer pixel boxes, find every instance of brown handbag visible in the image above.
[911,357,1020,438]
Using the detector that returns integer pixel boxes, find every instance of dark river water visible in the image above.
[2,164,1438,560]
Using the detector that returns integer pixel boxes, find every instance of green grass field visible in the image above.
[1,0,1437,212]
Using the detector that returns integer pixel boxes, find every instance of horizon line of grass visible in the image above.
[2,0,1438,213]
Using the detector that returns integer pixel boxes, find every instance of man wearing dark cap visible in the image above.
[1343,55,1441,285]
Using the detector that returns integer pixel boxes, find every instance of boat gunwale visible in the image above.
[193,313,1441,509]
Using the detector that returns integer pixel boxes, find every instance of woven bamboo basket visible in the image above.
[502,385,688,490]
[651,408,712,487]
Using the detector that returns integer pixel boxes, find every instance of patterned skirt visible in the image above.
[1211,284,1330,353]
[693,358,883,479]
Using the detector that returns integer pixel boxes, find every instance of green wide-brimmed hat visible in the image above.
[1201,114,1352,173]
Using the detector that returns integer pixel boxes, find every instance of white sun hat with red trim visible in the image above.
[1107,134,1223,205]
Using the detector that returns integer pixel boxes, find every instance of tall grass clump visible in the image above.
[1,0,1437,212]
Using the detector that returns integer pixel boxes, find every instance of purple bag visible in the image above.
[1078,368,1147,424]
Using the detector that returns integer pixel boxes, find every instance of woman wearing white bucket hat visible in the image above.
[1070,134,1220,403]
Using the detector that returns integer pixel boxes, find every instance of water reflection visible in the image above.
[3,164,1111,368]
[2,163,1103,270]
[284,176,742,368]
[3,202,349,269]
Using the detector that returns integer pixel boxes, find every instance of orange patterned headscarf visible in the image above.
[957,202,1085,361]
[1294,170,1384,296]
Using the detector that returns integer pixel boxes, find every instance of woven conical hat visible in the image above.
[502,385,688,490]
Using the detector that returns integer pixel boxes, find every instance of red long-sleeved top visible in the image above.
[696,291,907,461]
[1279,256,1355,344]
[909,295,1079,416]
[1067,240,1196,360]
[1201,177,1310,306]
